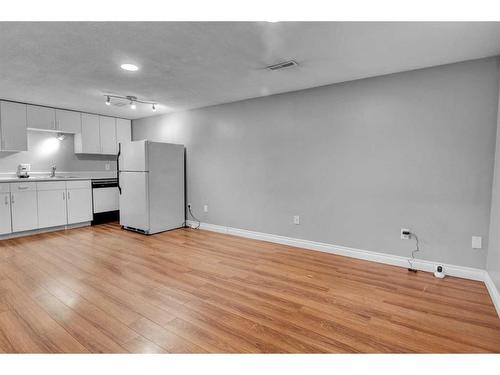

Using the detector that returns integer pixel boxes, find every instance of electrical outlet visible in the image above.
[203,205,208,213]
[293,215,300,225]
[472,236,482,249]
[105,163,110,171]
[401,228,410,240]
[187,203,192,209]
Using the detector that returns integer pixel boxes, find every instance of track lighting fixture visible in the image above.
[103,94,157,111]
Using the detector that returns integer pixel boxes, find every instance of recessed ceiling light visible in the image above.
[121,63,139,72]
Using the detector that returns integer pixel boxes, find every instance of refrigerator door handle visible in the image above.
[117,143,122,195]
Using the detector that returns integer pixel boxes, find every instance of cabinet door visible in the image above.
[67,187,93,224]
[0,192,12,235]
[78,113,100,153]
[56,109,81,133]
[0,101,28,151]
[99,116,117,155]
[26,104,56,130]
[37,189,67,229]
[10,190,38,232]
[116,118,131,151]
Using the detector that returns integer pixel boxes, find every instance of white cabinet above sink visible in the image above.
[56,109,81,133]
[27,104,56,130]
[2,100,131,156]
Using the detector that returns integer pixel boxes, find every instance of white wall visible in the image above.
[133,57,500,269]
[487,65,500,291]
[0,131,116,174]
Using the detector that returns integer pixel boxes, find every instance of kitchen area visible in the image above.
[0,100,130,238]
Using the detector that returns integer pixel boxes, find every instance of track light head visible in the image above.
[105,96,111,106]
[130,101,136,110]
[152,104,156,112]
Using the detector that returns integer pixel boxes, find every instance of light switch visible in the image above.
[472,236,482,249]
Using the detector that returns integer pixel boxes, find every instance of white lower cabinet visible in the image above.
[0,187,12,235]
[67,181,93,224]
[37,181,67,229]
[10,183,38,233]
[1,179,93,237]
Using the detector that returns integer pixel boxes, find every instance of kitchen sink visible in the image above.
[20,176,82,180]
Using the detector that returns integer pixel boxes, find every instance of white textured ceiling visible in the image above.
[1,22,500,120]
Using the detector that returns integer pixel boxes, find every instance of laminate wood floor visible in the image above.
[0,223,499,353]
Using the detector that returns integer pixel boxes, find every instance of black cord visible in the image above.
[408,232,420,270]
[188,205,201,229]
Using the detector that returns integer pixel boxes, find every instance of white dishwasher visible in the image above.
[91,178,119,224]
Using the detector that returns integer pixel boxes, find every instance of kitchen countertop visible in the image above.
[0,171,117,183]
[0,176,92,183]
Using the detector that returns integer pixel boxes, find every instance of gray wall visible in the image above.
[0,131,116,173]
[133,57,500,269]
[487,70,500,290]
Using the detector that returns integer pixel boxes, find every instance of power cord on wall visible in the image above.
[407,232,420,272]
[187,204,201,229]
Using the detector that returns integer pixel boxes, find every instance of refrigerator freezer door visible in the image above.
[119,171,150,232]
[119,140,148,172]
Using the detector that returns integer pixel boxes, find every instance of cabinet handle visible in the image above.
[11,194,14,204]
[4,195,8,205]
[63,191,66,200]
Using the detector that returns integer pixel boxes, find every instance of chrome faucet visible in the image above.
[50,164,56,178]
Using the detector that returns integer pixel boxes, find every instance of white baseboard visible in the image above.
[186,220,485,281]
[186,220,500,318]
[0,222,91,240]
[484,272,500,317]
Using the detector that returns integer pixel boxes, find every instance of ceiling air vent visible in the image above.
[266,60,298,71]
[111,101,128,107]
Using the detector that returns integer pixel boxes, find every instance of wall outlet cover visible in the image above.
[401,228,411,240]
[472,236,482,249]
[293,215,300,225]
[203,205,208,213]
[105,163,110,171]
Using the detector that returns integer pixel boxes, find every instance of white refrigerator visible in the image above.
[118,140,185,234]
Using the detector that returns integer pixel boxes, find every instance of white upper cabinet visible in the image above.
[116,118,132,151]
[2,100,126,155]
[56,109,81,133]
[99,116,117,155]
[75,113,100,154]
[27,104,56,130]
[0,101,28,152]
